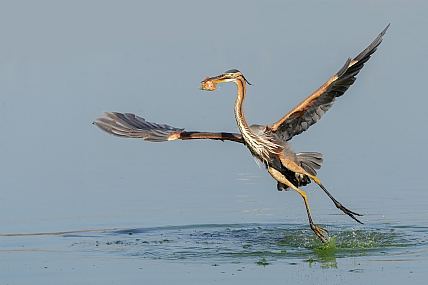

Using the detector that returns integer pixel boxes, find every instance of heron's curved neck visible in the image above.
[235,78,249,126]
[233,77,250,134]
[233,77,281,162]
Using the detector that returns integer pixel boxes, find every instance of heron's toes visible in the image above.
[337,203,364,224]
[310,223,328,243]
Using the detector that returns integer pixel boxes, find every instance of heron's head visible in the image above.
[200,69,251,91]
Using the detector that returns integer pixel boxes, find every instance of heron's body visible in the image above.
[94,25,389,242]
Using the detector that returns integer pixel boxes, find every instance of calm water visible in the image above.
[2,1,428,284]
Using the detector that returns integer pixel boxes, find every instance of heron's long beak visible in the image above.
[200,75,231,91]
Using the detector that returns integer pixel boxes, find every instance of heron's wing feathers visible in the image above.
[271,24,389,141]
[94,112,244,143]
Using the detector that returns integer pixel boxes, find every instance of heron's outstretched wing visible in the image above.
[94,112,244,143]
[271,24,389,141]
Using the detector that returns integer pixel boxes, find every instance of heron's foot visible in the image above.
[310,223,328,243]
[314,181,364,224]
[334,202,364,224]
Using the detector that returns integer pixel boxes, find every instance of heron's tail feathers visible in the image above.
[296,152,323,176]
[93,112,184,142]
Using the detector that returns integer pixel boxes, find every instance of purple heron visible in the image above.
[94,25,389,242]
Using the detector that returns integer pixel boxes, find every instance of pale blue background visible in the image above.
[1,1,428,284]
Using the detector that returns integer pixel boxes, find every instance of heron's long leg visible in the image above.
[279,155,363,224]
[268,167,328,243]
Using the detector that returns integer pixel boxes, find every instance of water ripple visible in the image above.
[68,223,427,264]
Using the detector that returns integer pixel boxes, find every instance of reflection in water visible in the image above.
[312,236,338,268]
[65,223,424,267]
